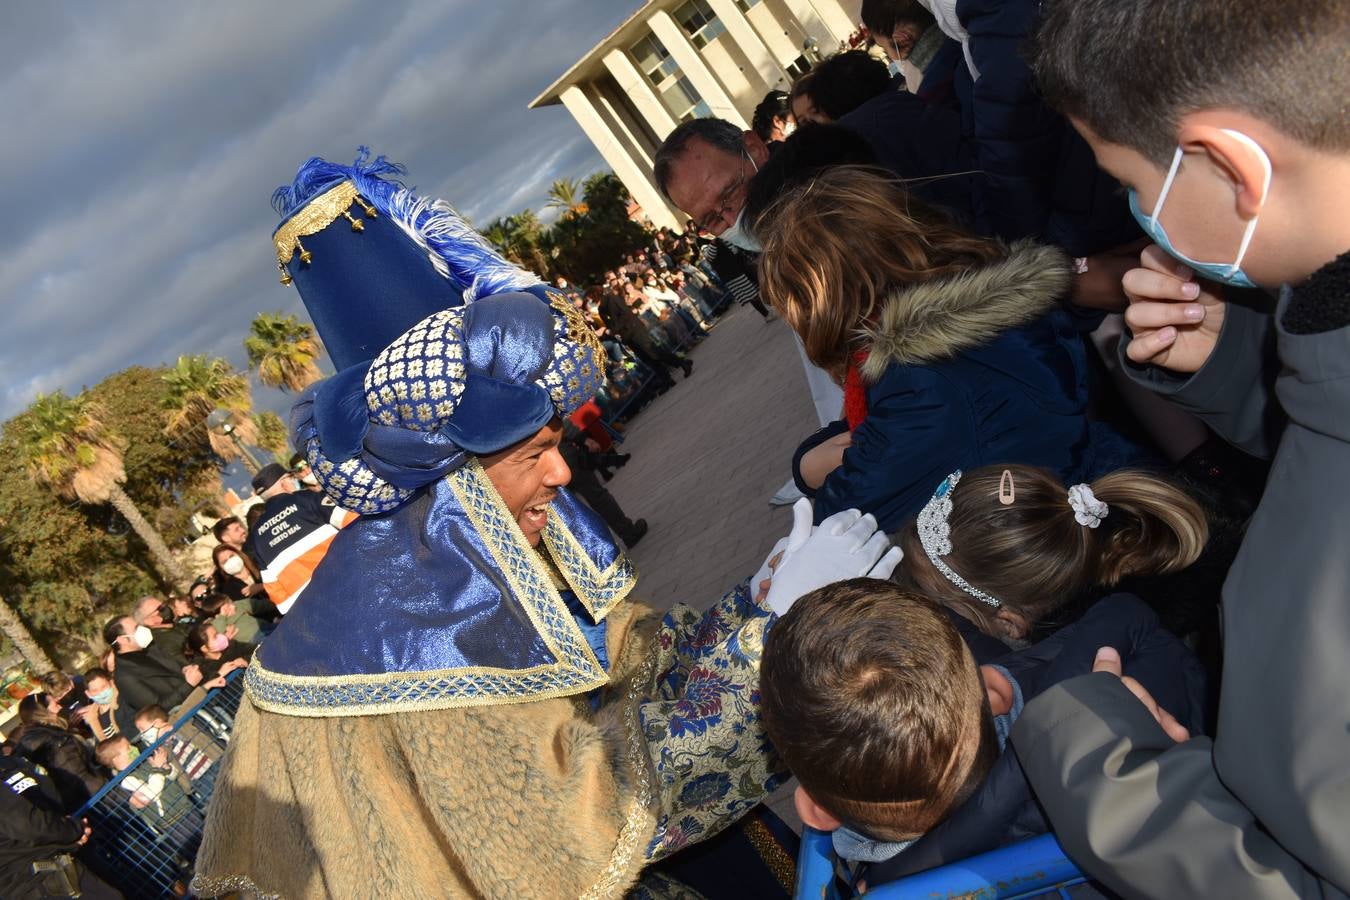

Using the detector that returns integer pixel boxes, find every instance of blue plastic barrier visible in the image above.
[74,670,245,899]
[794,827,1089,900]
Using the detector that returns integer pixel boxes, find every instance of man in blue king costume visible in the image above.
[191,151,892,898]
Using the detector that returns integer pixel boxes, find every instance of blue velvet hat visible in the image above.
[248,151,636,717]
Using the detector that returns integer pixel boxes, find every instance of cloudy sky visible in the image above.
[0,0,628,421]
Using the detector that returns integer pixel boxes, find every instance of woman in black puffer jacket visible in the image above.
[12,694,107,814]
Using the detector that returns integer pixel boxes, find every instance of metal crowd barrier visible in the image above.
[74,670,245,898]
[795,827,1090,900]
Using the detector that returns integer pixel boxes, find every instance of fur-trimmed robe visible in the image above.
[193,586,782,899]
[794,240,1143,530]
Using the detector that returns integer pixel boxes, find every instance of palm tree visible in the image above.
[545,178,588,219]
[245,312,325,392]
[161,355,258,463]
[20,391,186,588]
[0,598,57,674]
[251,410,290,461]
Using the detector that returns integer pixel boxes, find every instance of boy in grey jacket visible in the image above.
[1009,1,1350,897]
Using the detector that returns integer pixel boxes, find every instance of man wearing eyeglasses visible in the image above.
[654,118,774,321]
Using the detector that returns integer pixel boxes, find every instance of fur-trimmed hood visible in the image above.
[860,241,1071,382]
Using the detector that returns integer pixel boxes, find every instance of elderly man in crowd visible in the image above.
[655,118,845,506]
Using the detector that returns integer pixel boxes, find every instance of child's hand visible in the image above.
[149,746,169,767]
[182,665,203,687]
[1122,245,1226,373]
[1092,646,1190,743]
[799,432,852,490]
[225,624,239,641]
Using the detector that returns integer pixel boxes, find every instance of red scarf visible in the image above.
[844,350,870,431]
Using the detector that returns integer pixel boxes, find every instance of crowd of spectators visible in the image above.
[648,0,1347,892]
[9,0,1347,891]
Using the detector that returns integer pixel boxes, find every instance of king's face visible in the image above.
[479,418,571,547]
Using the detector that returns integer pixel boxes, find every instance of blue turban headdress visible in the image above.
[246,151,636,717]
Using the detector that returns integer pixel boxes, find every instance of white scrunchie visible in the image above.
[1067,484,1109,529]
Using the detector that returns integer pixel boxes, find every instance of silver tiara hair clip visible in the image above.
[916,471,1003,609]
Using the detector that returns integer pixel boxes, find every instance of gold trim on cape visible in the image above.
[245,459,616,717]
[544,514,636,622]
[581,632,659,899]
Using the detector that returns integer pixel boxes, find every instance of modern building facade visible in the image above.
[530,0,862,230]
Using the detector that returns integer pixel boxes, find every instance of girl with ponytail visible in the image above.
[894,464,1208,641]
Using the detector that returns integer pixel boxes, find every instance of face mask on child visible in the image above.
[139,725,161,744]
[221,555,245,576]
[90,688,114,706]
[1128,129,1271,289]
[209,633,231,653]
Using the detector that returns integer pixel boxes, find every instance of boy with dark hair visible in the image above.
[1011,1,1350,896]
[760,579,1205,879]
[761,581,997,846]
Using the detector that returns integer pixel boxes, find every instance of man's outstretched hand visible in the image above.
[1093,646,1190,743]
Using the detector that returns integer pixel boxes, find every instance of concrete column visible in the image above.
[807,0,860,43]
[705,0,789,92]
[558,85,681,231]
[778,0,848,49]
[602,48,678,141]
[648,10,749,128]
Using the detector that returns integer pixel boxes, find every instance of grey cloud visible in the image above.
[1,0,629,420]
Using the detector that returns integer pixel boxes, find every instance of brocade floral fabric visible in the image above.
[637,582,787,860]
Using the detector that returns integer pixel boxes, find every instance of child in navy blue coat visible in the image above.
[755,167,1146,532]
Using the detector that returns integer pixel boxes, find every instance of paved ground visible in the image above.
[600,304,821,613]
[594,304,822,832]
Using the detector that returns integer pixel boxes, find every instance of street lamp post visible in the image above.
[206,409,263,476]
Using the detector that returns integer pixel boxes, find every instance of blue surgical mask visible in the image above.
[90,688,114,706]
[1128,129,1271,290]
[888,58,904,78]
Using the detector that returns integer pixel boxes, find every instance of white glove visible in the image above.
[750,498,814,600]
[764,505,903,615]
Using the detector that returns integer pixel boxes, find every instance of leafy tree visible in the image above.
[0,368,222,665]
[252,410,290,461]
[545,177,588,220]
[542,173,653,284]
[483,210,552,278]
[245,312,325,392]
[0,597,57,673]
[17,391,185,589]
[161,355,258,464]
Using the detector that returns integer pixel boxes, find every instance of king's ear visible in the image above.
[794,785,844,832]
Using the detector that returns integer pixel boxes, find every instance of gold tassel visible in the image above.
[357,197,378,218]
[277,260,293,286]
[342,209,365,232]
[296,238,313,265]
